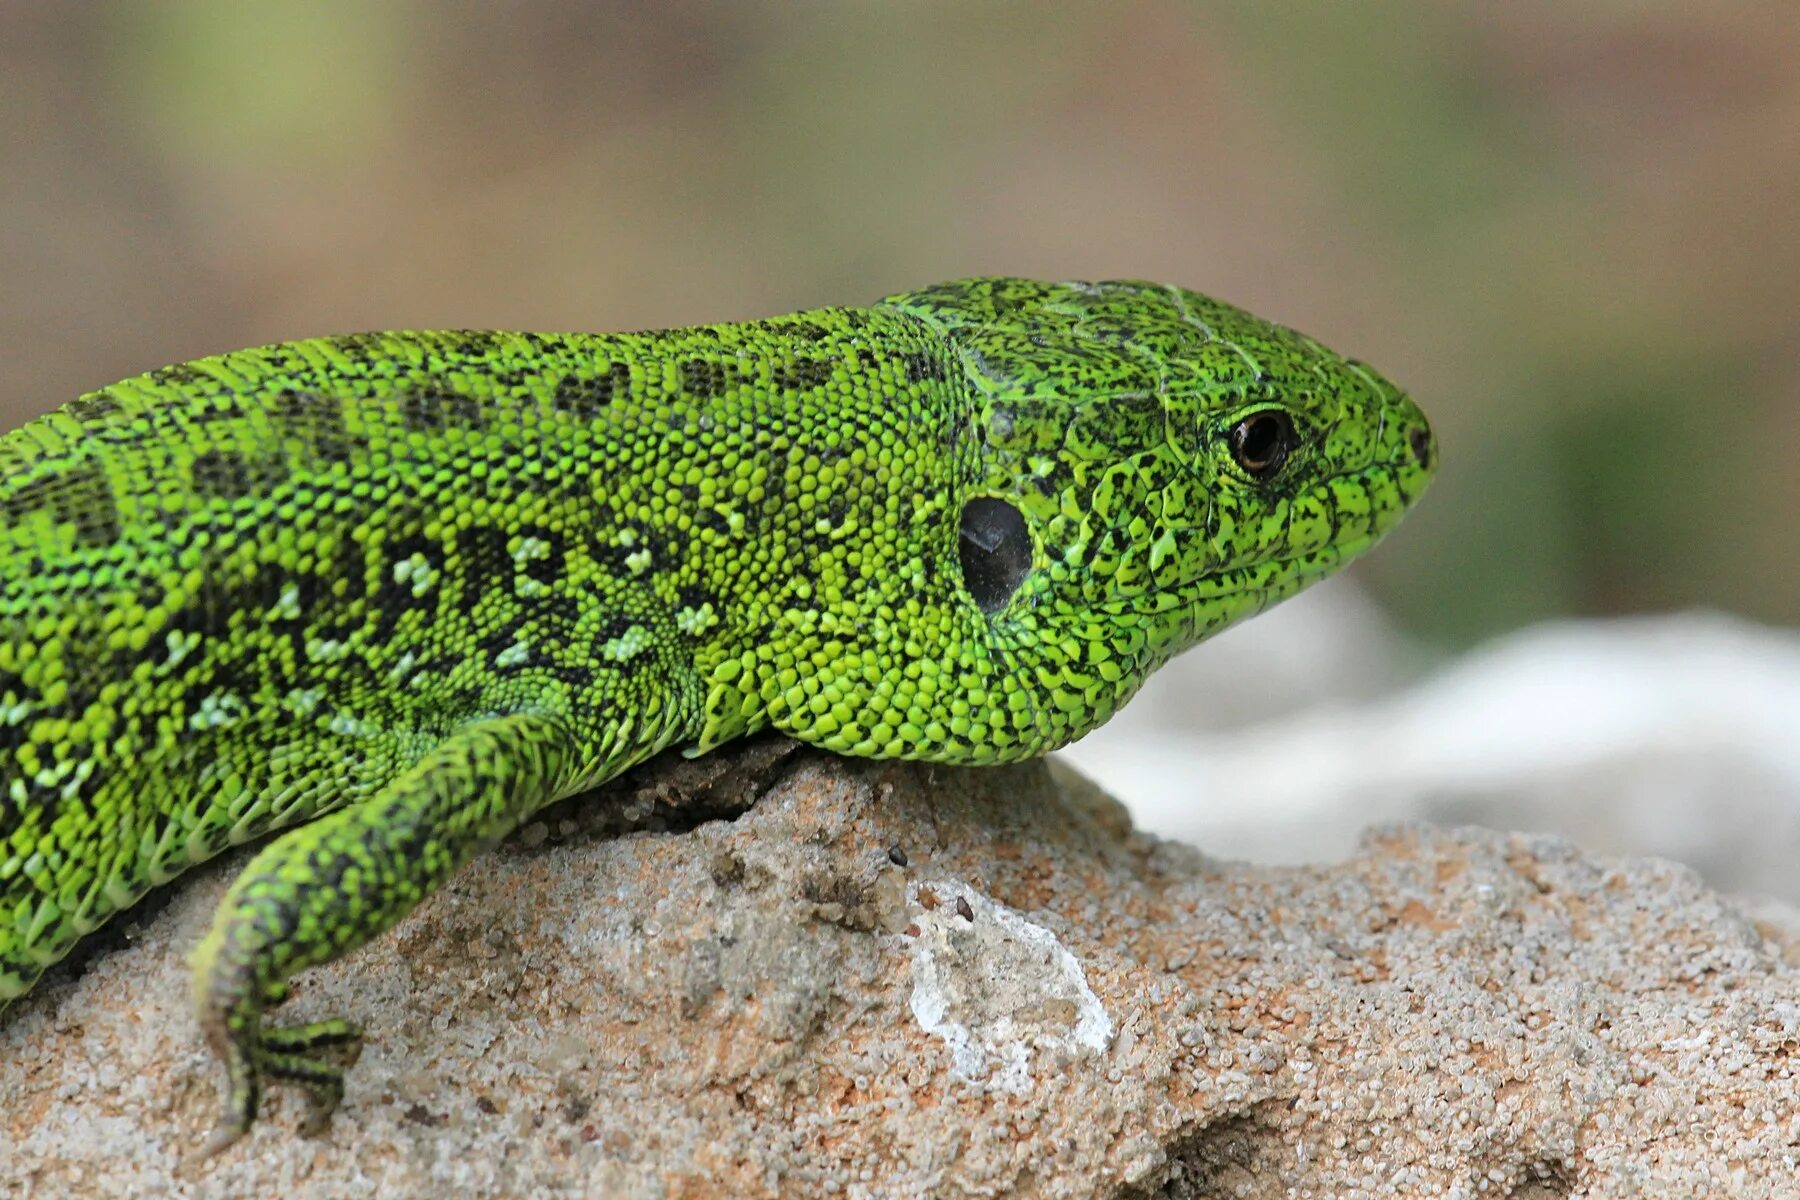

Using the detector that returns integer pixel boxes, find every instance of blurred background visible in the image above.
[4,3,1796,896]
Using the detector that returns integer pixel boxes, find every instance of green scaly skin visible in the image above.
[0,277,1434,1149]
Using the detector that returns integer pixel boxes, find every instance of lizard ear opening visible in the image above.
[958,497,1032,614]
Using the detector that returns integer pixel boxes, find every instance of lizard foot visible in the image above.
[202,1018,364,1155]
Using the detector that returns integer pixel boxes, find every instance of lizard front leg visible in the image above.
[189,711,582,1154]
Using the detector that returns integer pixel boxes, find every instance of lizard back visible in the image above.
[0,309,961,1001]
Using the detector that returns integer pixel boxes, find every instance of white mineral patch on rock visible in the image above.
[904,880,1111,1093]
[7,750,1799,1196]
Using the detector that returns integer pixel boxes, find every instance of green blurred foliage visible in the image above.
[113,1,402,169]
[2,1,1794,643]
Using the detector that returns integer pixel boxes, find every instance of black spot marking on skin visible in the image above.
[249,563,301,624]
[899,352,946,384]
[0,669,36,757]
[803,499,851,544]
[788,551,821,584]
[401,386,485,432]
[440,684,485,720]
[327,534,371,603]
[680,359,728,399]
[772,357,835,392]
[0,951,40,999]
[1024,470,1059,500]
[455,525,515,595]
[329,333,389,366]
[503,331,549,356]
[591,612,645,646]
[373,533,450,620]
[199,645,275,706]
[1,465,122,547]
[191,398,245,423]
[230,801,289,846]
[271,389,357,462]
[476,616,532,664]
[787,321,829,343]
[554,363,630,419]
[676,585,717,615]
[191,449,290,500]
[275,535,370,656]
[65,394,121,421]
[481,595,583,677]
[511,525,566,588]
[732,504,763,542]
[149,362,206,387]
[589,612,640,651]
[588,521,683,576]
[45,620,158,737]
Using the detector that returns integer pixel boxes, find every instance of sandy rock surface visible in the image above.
[3,743,1797,1198]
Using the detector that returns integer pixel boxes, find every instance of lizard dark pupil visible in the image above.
[1229,411,1295,480]
[958,497,1032,614]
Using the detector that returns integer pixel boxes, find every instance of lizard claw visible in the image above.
[201,1017,365,1152]
[201,1116,251,1159]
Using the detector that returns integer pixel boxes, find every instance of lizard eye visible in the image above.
[959,497,1031,614]
[1228,410,1297,481]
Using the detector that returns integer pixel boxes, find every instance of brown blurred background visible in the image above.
[3,1,1795,647]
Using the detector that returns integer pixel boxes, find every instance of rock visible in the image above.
[3,744,1797,1198]
[1067,611,1800,903]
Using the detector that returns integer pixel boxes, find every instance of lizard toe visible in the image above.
[263,1050,348,1136]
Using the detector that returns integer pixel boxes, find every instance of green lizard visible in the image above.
[0,277,1433,1149]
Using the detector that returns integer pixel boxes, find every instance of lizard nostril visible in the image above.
[1409,427,1433,470]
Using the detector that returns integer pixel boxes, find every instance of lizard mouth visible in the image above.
[1168,451,1428,605]
[1095,471,1411,621]
[1181,537,1366,610]
[1079,541,1359,625]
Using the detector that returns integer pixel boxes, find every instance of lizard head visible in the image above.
[871,276,1436,758]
